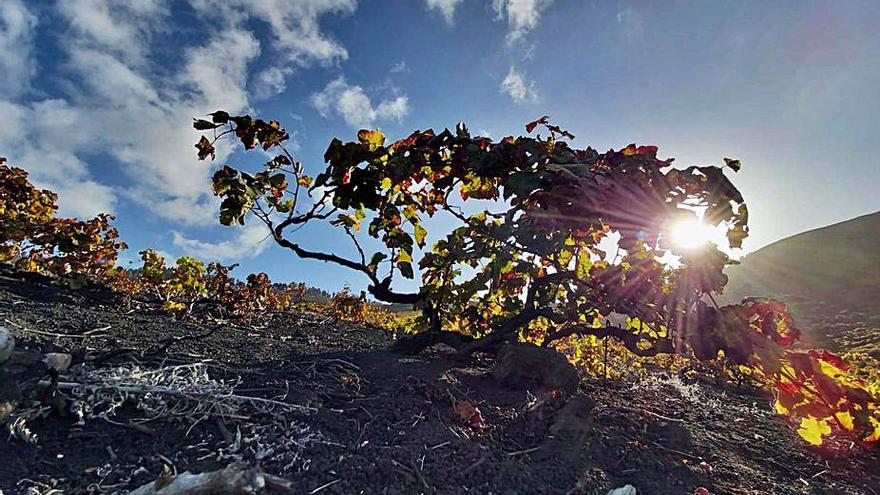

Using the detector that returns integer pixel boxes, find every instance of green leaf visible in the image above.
[368,252,387,270]
[272,198,294,213]
[269,173,287,188]
[414,224,427,248]
[576,250,592,280]
[558,248,574,267]
[193,119,220,130]
[398,261,414,279]
[397,249,413,263]
[504,171,540,199]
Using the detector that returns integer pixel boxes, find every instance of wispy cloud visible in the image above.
[311,77,410,128]
[171,222,271,262]
[0,0,38,98]
[424,0,464,25]
[492,0,554,44]
[390,60,410,74]
[192,0,356,98]
[500,66,538,103]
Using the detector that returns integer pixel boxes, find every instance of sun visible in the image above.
[669,219,716,250]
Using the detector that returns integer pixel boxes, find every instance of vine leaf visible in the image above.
[797,417,831,446]
[357,129,385,151]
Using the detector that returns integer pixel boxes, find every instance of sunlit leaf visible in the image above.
[357,129,385,151]
[727,225,748,248]
[414,224,427,248]
[835,411,854,431]
[797,417,831,446]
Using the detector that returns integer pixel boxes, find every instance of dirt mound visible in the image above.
[722,211,880,356]
[1,272,878,494]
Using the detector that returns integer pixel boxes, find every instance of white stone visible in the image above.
[43,353,72,373]
[608,485,637,495]
[0,326,14,365]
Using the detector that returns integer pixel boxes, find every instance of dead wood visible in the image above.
[128,463,292,494]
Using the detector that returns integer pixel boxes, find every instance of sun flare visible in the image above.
[669,219,716,250]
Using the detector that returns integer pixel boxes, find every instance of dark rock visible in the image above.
[535,396,596,462]
[548,396,595,443]
[391,330,474,355]
[493,344,580,394]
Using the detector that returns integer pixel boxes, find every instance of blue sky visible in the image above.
[1,0,878,294]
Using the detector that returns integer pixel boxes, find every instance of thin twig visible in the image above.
[308,479,340,494]
[620,406,684,423]
[504,446,541,457]
[4,319,104,339]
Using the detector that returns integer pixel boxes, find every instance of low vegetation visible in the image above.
[1,108,878,453]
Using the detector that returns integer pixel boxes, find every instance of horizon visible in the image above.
[1,0,878,292]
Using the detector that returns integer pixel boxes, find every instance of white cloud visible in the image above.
[0,0,38,98]
[57,0,168,65]
[311,77,410,128]
[0,98,118,218]
[500,66,538,102]
[425,0,463,24]
[190,0,356,98]
[254,66,290,98]
[390,60,409,73]
[0,0,354,223]
[182,28,261,111]
[171,222,271,261]
[492,0,554,43]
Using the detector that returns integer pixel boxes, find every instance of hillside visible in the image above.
[1,269,878,494]
[722,211,880,356]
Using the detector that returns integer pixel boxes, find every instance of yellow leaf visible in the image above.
[357,129,385,151]
[774,399,789,415]
[866,416,880,443]
[397,250,413,263]
[834,411,854,431]
[414,224,427,248]
[797,417,831,446]
[727,225,748,249]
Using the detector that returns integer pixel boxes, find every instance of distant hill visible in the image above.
[721,211,880,356]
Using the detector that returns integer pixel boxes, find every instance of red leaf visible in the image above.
[812,350,848,371]
[774,380,799,395]
[453,401,486,429]
[525,116,549,133]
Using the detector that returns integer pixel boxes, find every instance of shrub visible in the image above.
[194,112,880,447]
[0,159,126,280]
